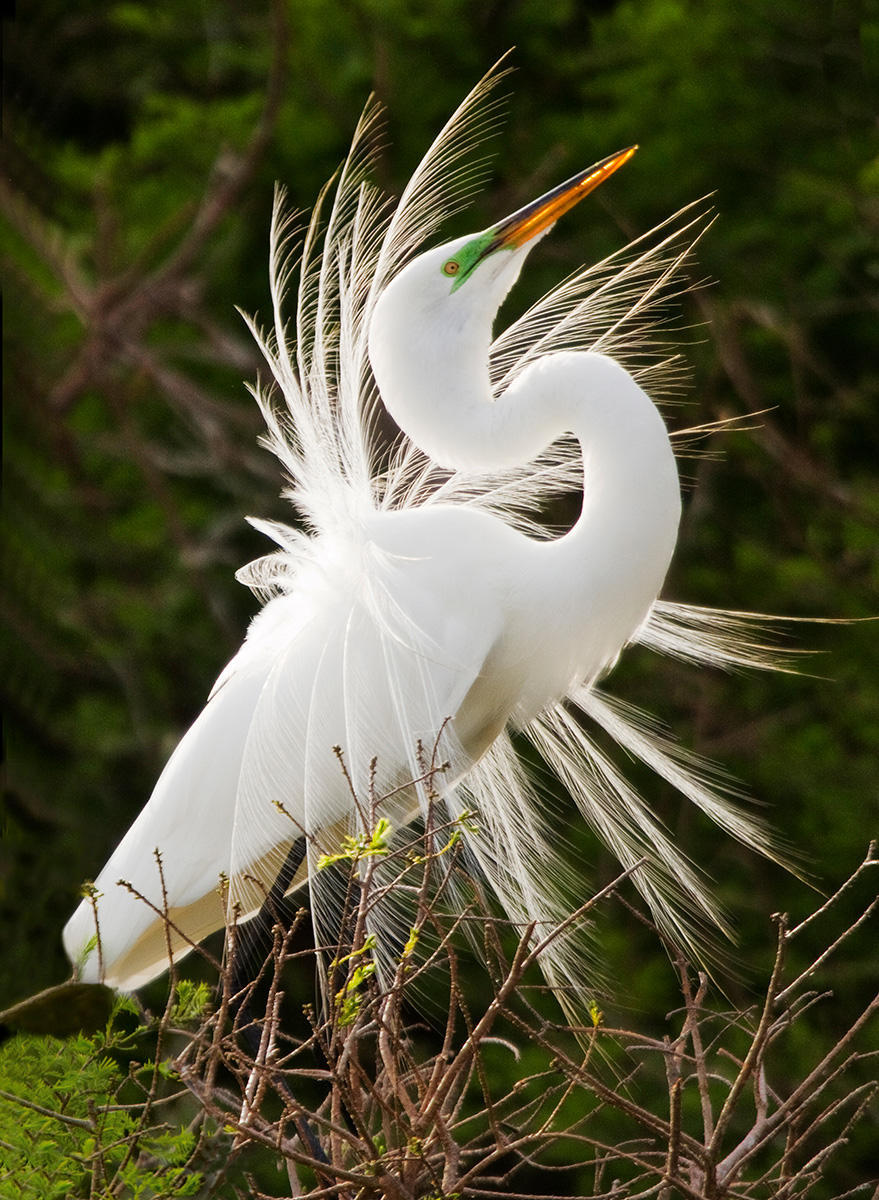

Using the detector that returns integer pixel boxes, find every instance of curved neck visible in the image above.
[513,353,681,671]
[372,331,682,675]
[373,316,680,546]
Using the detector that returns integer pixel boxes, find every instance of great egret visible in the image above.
[64,73,787,1005]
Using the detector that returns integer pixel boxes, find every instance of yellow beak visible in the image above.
[489,146,637,252]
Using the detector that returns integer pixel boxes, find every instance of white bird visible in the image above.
[64,73,788,1006]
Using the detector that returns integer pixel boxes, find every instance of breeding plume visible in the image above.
[64,74,787,1004]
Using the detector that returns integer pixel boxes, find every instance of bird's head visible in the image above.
[371,146,636,350]
[368,147,636,467]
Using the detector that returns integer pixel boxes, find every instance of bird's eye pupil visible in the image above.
[443,260,460,276]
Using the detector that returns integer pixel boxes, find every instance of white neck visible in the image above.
[370,295,682,689]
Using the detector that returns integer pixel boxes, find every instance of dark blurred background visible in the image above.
[2,0,876,1065]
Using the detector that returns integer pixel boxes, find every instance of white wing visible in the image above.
[64,508,509,990]
[63,640,276,989]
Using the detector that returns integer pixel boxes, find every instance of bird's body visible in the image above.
[64,73,785,1001]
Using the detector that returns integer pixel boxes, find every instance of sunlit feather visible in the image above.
[64,64,804,1012]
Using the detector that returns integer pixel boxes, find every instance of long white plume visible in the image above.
[235,64,801,1008]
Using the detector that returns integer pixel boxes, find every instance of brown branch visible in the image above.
[707,912,789,1168]
[784,840,878,943]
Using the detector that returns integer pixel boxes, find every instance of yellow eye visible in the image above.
[442,260,460,276]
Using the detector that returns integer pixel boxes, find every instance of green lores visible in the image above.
[441,230,499,291]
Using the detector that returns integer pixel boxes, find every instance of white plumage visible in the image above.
[64,70,788,1005]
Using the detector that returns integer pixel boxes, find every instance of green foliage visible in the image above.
[0,1012,202,1199]
[170,980,212,1025]
[332,938,378,1027]
[316,816,393,869]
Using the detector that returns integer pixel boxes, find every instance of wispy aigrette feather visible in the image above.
[64,64,802,1005]
[238,73,794,983]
